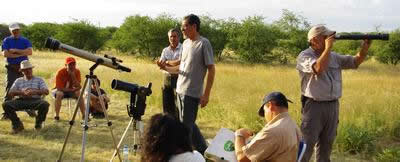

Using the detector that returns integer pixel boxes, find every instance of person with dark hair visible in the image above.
[84,78,110,119]
[296,25,371,162]
[1,22,36,120]
[157,13,216,154]
[158,28,182,117]
[234,92,301,162]
[142,113,205,162]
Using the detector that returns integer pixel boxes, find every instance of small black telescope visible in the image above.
[335,33,389,40]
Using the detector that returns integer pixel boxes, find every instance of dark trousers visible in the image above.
[4,64,23,102]
[3,98,50,128]
[162,74,178,118]
[176,94,207,154]
[300,96,339,162]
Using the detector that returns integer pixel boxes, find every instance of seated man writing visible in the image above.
[235,92,302,162]
[2,60,50,133]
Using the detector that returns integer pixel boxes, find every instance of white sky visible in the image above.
[1,0,399,32]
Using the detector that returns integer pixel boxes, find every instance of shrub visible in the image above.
[376,147,400,162]
[336,124,376,154]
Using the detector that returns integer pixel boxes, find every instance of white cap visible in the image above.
[9,23,20,31]
[20,60,35,70]
[307,25,336,42]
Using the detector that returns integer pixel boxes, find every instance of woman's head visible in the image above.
[142,113,193,162]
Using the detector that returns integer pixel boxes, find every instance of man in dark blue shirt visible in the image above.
[1,23,33,120]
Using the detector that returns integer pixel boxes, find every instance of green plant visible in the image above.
[337,124,376,154]
[376,147,400,162]
[392,120,400,141]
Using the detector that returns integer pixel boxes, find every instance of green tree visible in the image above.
[110,14,177,58]
[55,20,107,52]
[200,16,229,61]
[0,24,10,42]
[375,29,400,65]
[22,22,60,50]
[273,9,310,63]
[228,16,280,63]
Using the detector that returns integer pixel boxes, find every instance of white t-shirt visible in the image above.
[169,151,205,162]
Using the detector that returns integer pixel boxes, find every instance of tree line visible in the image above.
[1,10,399,65]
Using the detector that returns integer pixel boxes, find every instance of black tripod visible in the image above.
[57,59,122,162]
[109,82,152,161]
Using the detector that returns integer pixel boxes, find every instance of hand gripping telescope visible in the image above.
[45,37,131,72]
[335,33,389,40]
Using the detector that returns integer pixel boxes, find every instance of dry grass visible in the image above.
[0,51,399,161]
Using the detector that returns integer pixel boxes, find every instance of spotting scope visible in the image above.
[335,33,389,40]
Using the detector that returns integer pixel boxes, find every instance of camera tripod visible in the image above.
[57,59,122,162]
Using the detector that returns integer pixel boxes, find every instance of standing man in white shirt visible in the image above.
[158,28,182,118]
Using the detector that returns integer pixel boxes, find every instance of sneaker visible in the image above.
[12,124,25,134]
[54,116,60,121]
[26,109,37,117]
[1,113,9,120]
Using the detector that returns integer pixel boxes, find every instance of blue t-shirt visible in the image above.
[2,36,32,64]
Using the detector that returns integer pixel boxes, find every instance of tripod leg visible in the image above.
[57,77,89,162]
[80,78,93,162]
[92,78,122,161]
[110,117,134,162]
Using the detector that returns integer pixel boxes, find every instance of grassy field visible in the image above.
[0,51,399,161]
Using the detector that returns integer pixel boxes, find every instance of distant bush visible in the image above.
[110,14,178,58]
[392,120,400,141]
[336,124,376,154]
[200,16,230,61]
[0,24,10,41]
[227,16,280,63]
[375,29,400,66]
[376,147,400,162]
[23,23,60,50]
[273,9,310,63]
[55,20,107,52]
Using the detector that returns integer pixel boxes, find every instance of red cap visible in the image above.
[65,57,76,65]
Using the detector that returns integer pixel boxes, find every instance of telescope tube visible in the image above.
[45,38,131,72]
[335,33,389,40]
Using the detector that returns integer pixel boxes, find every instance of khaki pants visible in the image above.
[300,96,339,162]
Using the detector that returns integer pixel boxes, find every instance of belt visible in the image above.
[302,95,337,103]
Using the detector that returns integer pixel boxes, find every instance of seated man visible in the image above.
[2,60,50,134]
[235,92,302,162]
[52,57,85,121]
[85,78,110,119]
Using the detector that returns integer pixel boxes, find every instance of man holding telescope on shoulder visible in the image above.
[296,24,372,162]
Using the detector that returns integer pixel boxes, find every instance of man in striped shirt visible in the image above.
[2,60,50,134]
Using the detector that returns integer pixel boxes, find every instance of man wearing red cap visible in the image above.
[52,57,85,121]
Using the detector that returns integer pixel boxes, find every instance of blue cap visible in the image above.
[258,92,292,117]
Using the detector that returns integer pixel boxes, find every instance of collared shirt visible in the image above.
[296,47,358,101]
[160,43,182,61]
[176,36,214,98]
[1,36,32,64]
[243,112,301,162]
[10,76,48,99]
[160,43,182,75]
